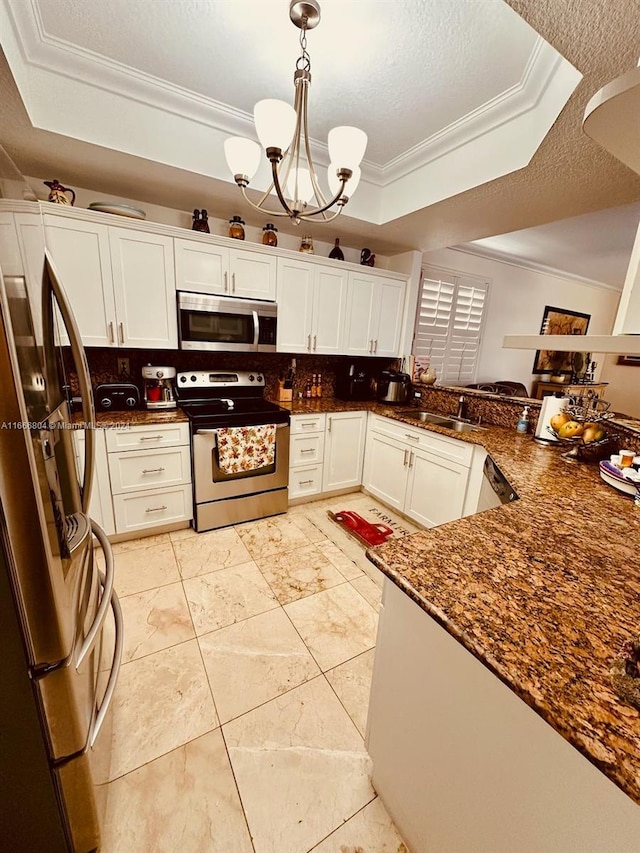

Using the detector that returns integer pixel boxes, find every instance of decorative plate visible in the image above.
[88,202,146,219]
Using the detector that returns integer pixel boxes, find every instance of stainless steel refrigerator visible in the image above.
[0,220,123,851]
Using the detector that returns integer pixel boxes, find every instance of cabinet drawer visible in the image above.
[290,432,324,466]
[368,414,473,467]
[105,422,189,452]
[289,465,323,499]
[113,484,193,533]
[290,414,326,434]
[108,446,191,495]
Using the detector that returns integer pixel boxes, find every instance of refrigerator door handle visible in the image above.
[89,572,123,748]
[76,520,115,667]
[45,251,96,513]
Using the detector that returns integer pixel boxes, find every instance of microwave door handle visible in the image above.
[89,575,123,747]
[45,250,96,513]
[252,310,259,350]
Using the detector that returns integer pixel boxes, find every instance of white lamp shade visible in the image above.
[254,99,297,152]
[328,163,361,198]
[224,137,261,180]
[286,167,314,204]
[327,126,368,170]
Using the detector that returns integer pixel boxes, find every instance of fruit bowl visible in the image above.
[546,396,616,463]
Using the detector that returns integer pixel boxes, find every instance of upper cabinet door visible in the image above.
[44,215,117,347]
[229,249,276,301]
[276,258,314,352]
[109,229,177,349]
[174,239,230,295]
[373,278,405,357]
[312,266,348,354]
[343,271,377,356]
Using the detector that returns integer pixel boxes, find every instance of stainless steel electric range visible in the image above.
[175,370,290,531]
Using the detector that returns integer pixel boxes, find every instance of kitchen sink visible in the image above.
[404,411,487,432]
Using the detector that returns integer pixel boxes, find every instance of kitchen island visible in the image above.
[364,416,640,851]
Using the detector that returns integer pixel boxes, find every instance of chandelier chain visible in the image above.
[296,18,311,72]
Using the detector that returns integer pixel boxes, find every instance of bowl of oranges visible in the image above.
[547,397,615,462]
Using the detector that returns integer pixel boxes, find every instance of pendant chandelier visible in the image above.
[223,0,367,224]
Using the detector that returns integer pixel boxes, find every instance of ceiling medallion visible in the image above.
[224,0,367,224]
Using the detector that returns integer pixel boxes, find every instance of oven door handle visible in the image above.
[196,423,289,436]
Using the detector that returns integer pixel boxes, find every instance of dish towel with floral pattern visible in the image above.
[216,424,276,474]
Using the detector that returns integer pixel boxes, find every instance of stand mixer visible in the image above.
[142,365,177,410]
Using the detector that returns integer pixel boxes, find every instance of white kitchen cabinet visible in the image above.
[363,415,472,526]
[105,422,192,534]
[322,411,367,492]
[73,429,116,536]
[343,271,405,357]
[44,215,116,347]
[174,238,276,301]
[276,257,347,354]
[109,228,177,348]
[289,413,326,500]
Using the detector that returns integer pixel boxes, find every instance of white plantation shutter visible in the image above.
[413,269,488,384]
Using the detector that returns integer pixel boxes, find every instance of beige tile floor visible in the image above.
[101,493,412,853]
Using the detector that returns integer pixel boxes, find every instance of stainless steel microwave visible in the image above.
[177,292,277,352]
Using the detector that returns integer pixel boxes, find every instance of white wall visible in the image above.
[420,247,621,397]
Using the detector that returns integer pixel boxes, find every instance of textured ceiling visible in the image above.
[34,0,538,166]
[0,0,639,268]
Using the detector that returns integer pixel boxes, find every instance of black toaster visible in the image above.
[94,382,141,411]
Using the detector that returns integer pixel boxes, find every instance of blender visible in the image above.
[142,365,177,410]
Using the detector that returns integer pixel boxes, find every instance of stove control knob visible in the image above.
[100,397,112,409]
[249,374,255,381]
[180,376,187,383]
[190,375,197,382]
[257,374,263,382]
[125,396,137,408]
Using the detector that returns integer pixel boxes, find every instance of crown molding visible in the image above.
[452,245,623,292]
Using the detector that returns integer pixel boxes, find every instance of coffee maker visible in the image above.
[142,365,177,410]
[335,362,374,401]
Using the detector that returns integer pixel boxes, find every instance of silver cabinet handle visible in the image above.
[300,421,316,428]
[231,272,236,293]
[374,339,378,353]
[118,322,124,344]
[403,448,408,466]
[300,448,315,454]
[108,321,115,343]
[145,505,168,513]
[89,572,123,747]
[139,435,163,442]
[408,450,414,468]
[369,339,373,353]
[404,433,420,442]
[313,334,317,351]
[307,333,311,351]
[298,479,314,485]
[142,466,165,474]
[224,271,228,292]
[328,416,332,432]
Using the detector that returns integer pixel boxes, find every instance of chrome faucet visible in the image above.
[456,395,468,420]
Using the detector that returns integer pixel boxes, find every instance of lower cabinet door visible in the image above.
[322,411,367,492]
[112,484,193,533]
[74,429,116,536]
[404,447,469,528]
[362,431,408,511]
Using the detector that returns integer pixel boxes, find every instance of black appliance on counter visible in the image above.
[94,382,141,411]
[335,362,375,401]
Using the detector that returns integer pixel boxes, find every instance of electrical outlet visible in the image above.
[117,357,130,376]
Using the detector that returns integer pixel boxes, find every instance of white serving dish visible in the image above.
[599,461,640,496]
[88,202,146,219]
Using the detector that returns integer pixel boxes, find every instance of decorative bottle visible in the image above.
[299,235,314,254]
[262,223,278,246]
[316,373,322,398]
[329,238,344,261]
[228,215,245,240]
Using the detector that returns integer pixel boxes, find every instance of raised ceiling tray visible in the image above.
[88,201,146,219]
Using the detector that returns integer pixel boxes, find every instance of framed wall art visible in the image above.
[532,305,591,375]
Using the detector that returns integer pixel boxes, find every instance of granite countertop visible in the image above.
[71,408,189,427]
[362,407,640,806]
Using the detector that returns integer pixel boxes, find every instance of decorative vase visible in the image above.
[420,367,437,385]
[44,179,75,205]
[192,209,210,233]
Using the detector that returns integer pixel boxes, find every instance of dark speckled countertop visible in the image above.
[72,408,189,427]
[358,406,640,806]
